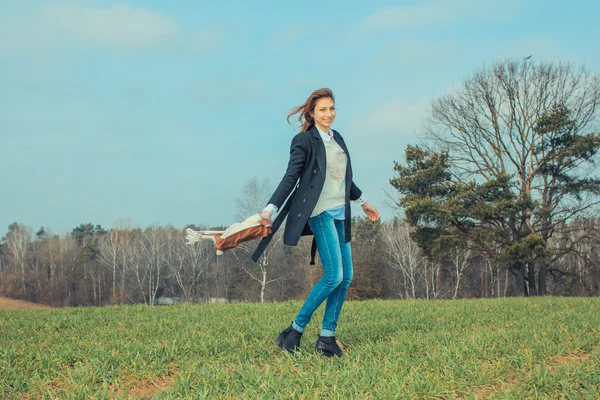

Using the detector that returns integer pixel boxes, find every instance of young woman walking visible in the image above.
[251,88,380,357]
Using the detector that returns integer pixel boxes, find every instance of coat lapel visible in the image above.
[332,130,349,156]
[311,126,326,174]
[332,129,352,193]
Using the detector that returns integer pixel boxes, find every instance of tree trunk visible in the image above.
[260,261,267,303]
[424,266,430,300]
[21,263,27,297]
[260,271,266,303]
[112,263,116,297]
[538,263,547,296]
[215,257,219,299]
[480,268,486,298]
[527,262,537,296]
[515,265,527,297]
[496,267,501,298]
[453,264,461,300]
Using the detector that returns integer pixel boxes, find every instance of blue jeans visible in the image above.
[294,212,353,336]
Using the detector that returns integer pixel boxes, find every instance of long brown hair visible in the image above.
[287,88,335,132]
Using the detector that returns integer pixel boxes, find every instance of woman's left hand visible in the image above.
[361,201,380,221]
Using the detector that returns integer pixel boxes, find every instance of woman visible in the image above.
[251,88,380,357]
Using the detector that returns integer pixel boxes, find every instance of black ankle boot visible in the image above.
[275,323,303,353]
[315,335,343,357]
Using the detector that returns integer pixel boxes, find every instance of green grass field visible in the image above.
[1,297,599,399]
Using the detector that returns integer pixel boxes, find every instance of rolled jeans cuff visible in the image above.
[292,321,305,333]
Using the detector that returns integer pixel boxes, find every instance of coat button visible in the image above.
[297,213,302,218]
[310,184,314,189]
[303,198,306,203]
[313,169,317,174]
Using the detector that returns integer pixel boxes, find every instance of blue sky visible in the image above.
[1,0,599,235]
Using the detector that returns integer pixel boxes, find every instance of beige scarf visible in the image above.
[185,214,271,255]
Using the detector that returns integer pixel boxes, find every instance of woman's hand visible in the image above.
[259,211,272,227]
[361,202,380,222]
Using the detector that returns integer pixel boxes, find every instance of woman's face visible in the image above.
[311,97,336,130]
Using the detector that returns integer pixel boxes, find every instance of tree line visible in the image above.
[1,215,598,307]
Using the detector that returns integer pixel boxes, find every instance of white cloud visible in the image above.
[360,0,517,31]
[350,97,431,140]
[361,2,461,30]
[0,2,221,52]
[189,27,225,51]
[268,22,321,47]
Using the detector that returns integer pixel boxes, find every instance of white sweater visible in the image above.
[263,126,367,217]
[310,130,347,217]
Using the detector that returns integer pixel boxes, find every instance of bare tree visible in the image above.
[143,226,166,306]
[381,220,424,299]
[232,176,285,302]
[61,234,80,306]
[126,229,149,305]
[232,233,283,303]
[451,246,472,299]
[235,176,272,221]
[98,229,122,299]
[40,231,61,302]
[2,223,32,297]
[418,59,600,295]
[164,226,210,302]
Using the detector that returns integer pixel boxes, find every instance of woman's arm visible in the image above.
[350,181,380,221]
[262,134,308,215]
[350,181,363,201]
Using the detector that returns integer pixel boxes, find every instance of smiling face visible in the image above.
[311,97,336,132]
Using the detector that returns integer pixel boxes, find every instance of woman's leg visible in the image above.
[293,212,343,331]
[321,219,353,336]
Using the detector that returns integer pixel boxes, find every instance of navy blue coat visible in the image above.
[251,126,362,263]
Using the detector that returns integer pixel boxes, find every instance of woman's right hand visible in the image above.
[361,202,380,222]
[259,211,272,227]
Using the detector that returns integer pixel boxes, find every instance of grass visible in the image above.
[0,297,599,399]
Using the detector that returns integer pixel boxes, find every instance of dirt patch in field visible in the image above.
[110,368,178,399]
[0,297,50,310]
[470,350,592,399]
[547,351,590,373]
[123,376,175,399]
[472,377,519,399]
